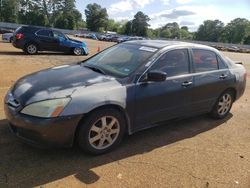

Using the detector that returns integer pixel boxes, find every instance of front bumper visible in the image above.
[4,102,82,148]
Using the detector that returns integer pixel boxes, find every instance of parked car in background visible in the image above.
[87,33,98,40]
[110,35,121,42]
[12,26,88,55]
[0,29,14,34]
[228,46,240,52]
[117,36,130,43]
[117,36,144,43]
[4,40,246,154]
[2,33,13,43]
[97,34,106,41]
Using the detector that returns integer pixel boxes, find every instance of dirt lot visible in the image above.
[0,36,250,188]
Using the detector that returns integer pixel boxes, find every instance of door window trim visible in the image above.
[191,48,221,73]
[35,29,53,38]
[137,47,191,84]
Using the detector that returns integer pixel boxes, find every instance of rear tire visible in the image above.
[25,43,38,55]
[210,90,234,119]
[77,108,126,155]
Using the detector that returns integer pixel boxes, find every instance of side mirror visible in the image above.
[147,70,167,82]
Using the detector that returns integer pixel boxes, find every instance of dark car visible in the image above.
[12,26,88,55]
[4,40,246,155]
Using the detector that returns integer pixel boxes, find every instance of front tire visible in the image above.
[210,90,234,119]
[77,108,126,155]
[73,47,82,56]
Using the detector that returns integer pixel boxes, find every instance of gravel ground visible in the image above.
[0,36,250,188]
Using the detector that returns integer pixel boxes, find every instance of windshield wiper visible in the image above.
[83,65,106,75]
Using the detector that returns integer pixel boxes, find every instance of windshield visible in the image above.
[83,44,158,78]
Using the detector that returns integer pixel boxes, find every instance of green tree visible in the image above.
[180,29,193,40]
[124,21,132,35]
[147,28,157,38]
[131,11,150,36]
[223,18,250,44]
[195,20,224,42]
[85,3,108,32]
[106,19,121,32]
[160,29,171,38]
[181,26,188,31]
[0,0,19,22]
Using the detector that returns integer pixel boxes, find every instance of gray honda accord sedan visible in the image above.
[4,40,247,154]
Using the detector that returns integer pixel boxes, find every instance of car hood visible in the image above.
[11,64,117,106]
[60,38,86,48]
[68,38,83,44]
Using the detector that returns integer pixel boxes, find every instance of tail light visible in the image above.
[15,33,24,40]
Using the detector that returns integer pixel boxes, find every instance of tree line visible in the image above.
[0,0,85,29]
[0,1,249,44]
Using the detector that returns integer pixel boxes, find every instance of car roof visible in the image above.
[21,26,56,32]
[124,40,217,51]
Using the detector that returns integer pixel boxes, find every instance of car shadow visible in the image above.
[0,114,232,187]
[0,51,76,56]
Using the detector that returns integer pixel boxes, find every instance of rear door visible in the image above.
[191,49,233,114]
[134,48,194,131]
[36,29,58,51]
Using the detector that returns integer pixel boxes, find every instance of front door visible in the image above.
[134,49,194,131]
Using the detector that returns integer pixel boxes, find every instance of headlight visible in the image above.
[21,98,71,118]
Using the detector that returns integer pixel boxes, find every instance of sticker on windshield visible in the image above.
[139,46,158,53]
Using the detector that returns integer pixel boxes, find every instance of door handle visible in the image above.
[219,74,228,79]
[182,81,193,87]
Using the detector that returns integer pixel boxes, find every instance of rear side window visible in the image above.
[217,56,228,69]
[192,49,218,72]
[53,31,66,39]
[36,30,52,37]
[150,49,190,77]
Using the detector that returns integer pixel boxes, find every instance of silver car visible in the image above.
[2,33,13,43]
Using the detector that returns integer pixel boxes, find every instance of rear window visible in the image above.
[192,49,218,72]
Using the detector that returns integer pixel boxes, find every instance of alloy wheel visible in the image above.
[27,44,37,54]
[217,93,232,116]
[74,48,82,55]
[88,116,120,150]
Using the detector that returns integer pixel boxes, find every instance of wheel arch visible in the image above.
[25,41,40,51]
[223,87,237,102]
[73,104,131,146]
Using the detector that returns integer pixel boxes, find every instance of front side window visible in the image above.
[53,31,67,40]
[37,30,52,37]
[193,49,219,72]
[150,49,190,77]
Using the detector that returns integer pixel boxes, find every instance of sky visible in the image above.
[75,0,250,31]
